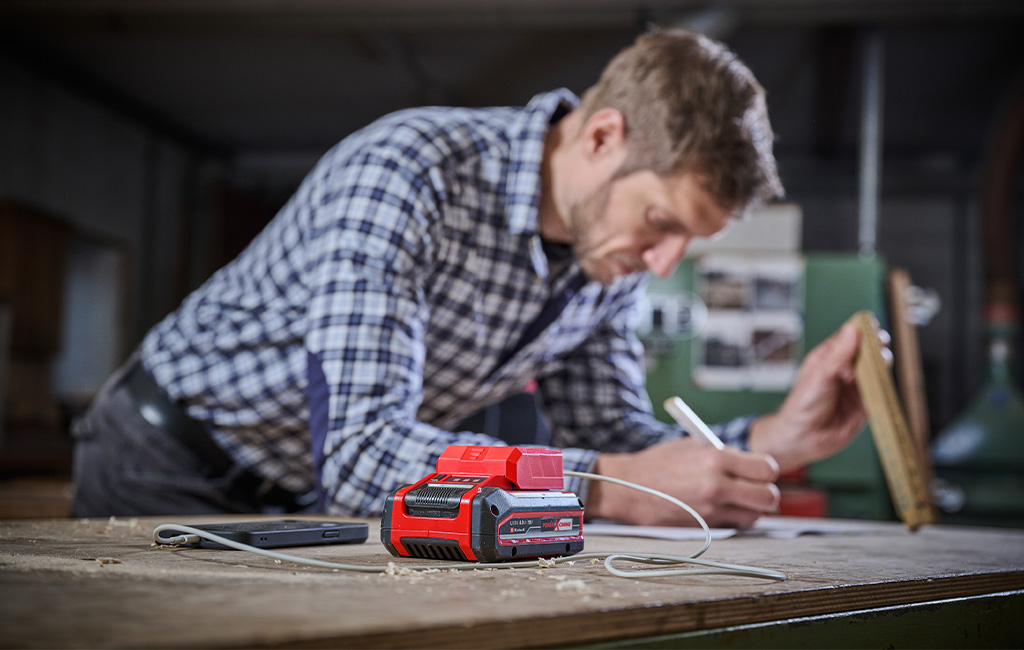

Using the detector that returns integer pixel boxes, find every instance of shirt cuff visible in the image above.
[710,415,757,451]
[558,446,600,506]
[557,415,756,508]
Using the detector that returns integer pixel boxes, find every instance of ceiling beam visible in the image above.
[2,0,1022,33]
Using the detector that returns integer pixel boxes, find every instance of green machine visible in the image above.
[931,314,1024,528]
[642,253,895,521]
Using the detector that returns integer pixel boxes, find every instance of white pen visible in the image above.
[663,396,726,450]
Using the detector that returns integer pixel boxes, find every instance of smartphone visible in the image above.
[166,520,369,549]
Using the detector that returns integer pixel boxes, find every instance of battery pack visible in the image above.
[381,446,584,562]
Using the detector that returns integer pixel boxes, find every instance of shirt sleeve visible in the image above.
[303,144,506,517]
[538,282,679,452]
[537,282,756,498]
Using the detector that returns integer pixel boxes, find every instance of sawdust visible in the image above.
[554,579,589,596]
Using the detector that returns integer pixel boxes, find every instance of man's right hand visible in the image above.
[586,437,780,528]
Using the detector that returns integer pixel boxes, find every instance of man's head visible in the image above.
[541,28,783,285]
[578,28,783,214]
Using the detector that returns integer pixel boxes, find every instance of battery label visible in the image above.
[497,511,581,544]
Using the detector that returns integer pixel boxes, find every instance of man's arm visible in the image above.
[536,284,680,455]
[583,322,876,528]
[531,285,775,527]
[746,321,872,472]
[304,141,507,517]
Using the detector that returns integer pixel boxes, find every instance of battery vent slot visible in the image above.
[400,537,468,561]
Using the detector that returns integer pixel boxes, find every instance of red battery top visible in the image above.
[436,446,564,490]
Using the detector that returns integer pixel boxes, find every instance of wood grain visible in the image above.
[887,268,932,454]
[849,311,936,531]
[2,516,1021,648]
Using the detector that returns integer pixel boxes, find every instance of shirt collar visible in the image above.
[504,88,578,234]
[504,88,579,277]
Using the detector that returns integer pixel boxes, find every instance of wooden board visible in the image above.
[2,515,1022,648]
[887,268,932,452]
[849,310,936,530]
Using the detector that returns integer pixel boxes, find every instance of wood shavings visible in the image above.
[536,558,556,568]
[554,579,593,602]
[94,557,121,565]
[554,579,589,595]
[383,562,415,577]
[94,516,145,536]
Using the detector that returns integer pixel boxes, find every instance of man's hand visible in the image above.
[587,437,780,528]
[585,320,886,528]
[748,320,888,473]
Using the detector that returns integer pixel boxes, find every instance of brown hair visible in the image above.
[579,28,784,214]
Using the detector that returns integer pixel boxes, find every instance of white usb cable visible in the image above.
[154,471,785,582]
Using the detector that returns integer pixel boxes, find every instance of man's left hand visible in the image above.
[747,320,890,473]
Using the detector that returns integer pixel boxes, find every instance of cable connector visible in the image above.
[154,532,201,546]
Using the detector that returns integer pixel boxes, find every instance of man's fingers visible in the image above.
[807,319,890,381]
[721,476,780,514]
[880,345,893,368]
[834,321,861,365]
[706,507,761,529]
[877,327,891,347]
[703,499,773,529]
[714,448,781,517]
[721,447,780,482]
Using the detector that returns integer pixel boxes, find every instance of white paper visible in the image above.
[584,516,891,541]
[583,522,738,541]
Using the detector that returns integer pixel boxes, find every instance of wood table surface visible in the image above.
[2,515,1023,648]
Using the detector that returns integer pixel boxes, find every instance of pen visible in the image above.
[663,396,726,450]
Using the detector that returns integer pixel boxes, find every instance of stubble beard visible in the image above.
[566,180,644,285]
[566,180,614,285]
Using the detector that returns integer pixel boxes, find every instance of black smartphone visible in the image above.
[165,520,369,549]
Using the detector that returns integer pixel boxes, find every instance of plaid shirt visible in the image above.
[141,89,752,516]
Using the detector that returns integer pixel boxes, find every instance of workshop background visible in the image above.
[1,0,1022,521]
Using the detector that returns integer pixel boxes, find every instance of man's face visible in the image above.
[566,169,735,285]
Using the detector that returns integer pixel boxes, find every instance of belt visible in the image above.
[121,360,302,511]
[122,360,235,475]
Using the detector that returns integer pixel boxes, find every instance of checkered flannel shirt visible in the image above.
[140,89,754,516]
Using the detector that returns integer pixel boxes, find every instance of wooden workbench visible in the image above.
[1,515,1022,648]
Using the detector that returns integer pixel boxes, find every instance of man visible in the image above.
[72,28,871,528]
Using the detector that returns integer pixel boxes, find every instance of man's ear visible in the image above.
[580,108,626,160]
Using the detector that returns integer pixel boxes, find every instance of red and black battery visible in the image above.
[381,446,585,562]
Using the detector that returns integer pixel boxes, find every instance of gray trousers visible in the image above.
[71,358,285,517]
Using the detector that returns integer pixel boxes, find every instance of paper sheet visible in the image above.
[585,516,892,541]
[584,522,738,541]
